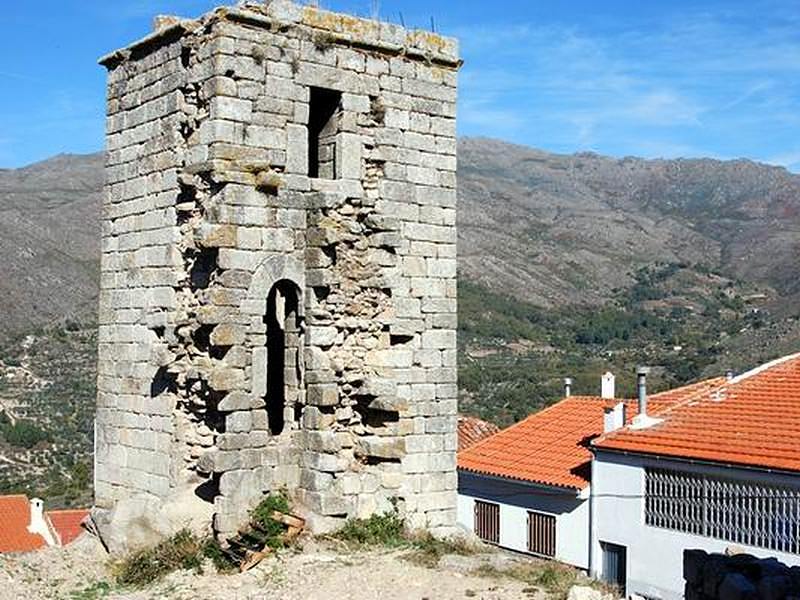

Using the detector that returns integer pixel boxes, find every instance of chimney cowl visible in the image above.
[564,377,573,398]
[630,366,663,430]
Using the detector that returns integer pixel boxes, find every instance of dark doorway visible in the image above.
[601,541,627,596]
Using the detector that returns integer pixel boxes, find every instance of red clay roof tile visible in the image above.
[47,509,88,546]
[458,416,500,451]
[594,354,800,472]
[458,378,725,490]
[0,495,46,553]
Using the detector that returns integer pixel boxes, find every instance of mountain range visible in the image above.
[0,138,798,340]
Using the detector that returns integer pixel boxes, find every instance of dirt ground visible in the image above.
[0,534,552,600]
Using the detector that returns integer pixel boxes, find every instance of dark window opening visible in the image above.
[527,511,556,558]
[308,87,343,179]
[474,500,500,544]
[264,280,301,435]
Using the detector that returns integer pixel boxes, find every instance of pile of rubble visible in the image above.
[684,549,800,599]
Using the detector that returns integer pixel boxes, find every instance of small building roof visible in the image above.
[458,415,500,451]
[0,495,46,553]
[458,378,725,491]
[47,509,88,546]
[594,353,800,473]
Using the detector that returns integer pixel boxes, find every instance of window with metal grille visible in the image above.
[645,467,800,554]
[527,511,556,557]
[474,500,499,543]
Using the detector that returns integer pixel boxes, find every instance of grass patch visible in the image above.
[474,561,607,600]
[332,512,406,547]
[68,581,113,600]
[113,529,205,588]
[331,511,481,567]
[406,531,479,567]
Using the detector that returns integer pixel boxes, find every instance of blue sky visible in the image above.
[1,0,800,170]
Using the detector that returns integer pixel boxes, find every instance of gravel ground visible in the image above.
[0,534,546,600]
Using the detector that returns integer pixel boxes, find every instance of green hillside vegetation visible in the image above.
[458,262,791,425]
[0,325,96,507]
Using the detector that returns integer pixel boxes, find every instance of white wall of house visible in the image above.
[592,451,800,600]
[458,471,590,569]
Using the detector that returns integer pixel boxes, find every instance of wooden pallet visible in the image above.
[222,511,306,572]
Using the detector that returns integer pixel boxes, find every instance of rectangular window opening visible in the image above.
[474,500,500,544]
[527,510,556,557]
[644,467,800,554]
[308,87,343,179]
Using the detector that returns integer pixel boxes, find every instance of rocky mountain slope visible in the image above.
[458,138,800,312]
[1,139,797,342]
[0,153,103,340]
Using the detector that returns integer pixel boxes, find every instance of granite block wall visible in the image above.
[95,0,460,539]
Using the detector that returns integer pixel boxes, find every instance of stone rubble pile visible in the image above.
[684,548,800,600]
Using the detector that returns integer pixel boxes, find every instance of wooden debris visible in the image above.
[232,511,306,572]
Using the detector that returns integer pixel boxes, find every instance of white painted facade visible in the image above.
[591,450,800,599]
[458,471,590,569]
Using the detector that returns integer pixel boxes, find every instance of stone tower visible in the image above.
[95,1,460,540]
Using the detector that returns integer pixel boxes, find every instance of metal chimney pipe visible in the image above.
[725,369,735,381]
[564,377,573,398]
[637,366,650,417]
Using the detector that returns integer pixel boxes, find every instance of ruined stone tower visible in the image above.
[95,1,460,539]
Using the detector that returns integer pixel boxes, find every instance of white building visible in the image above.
[591,354,800,599]
[457,373,644,568]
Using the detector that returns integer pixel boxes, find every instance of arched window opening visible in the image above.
[264,280,301,435]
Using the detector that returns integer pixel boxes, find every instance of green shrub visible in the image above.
[333,512,406,547]
[201,538,238,573]
[250,491,291,549]
[0,416,49,449]
[114,530,205,587]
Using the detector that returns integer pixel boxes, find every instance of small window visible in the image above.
[474,500,499,543]
[601,542,627,596]
[308,87,342,179]
[264,280,301,435]
[527,511,556,557]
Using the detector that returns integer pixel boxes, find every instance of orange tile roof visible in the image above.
[458,378,725,490]
[47,509,88,546]
[595,354,800,472]
[458,415,500,451]
[0,495,46,553]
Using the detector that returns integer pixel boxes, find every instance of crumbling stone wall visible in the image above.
[95,0,460,540]
[684,549,800,600]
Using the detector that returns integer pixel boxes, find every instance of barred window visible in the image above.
[474,500,499,543]
[527,511,556,557]
[645,467,800,554]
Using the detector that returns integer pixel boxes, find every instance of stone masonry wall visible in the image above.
[96,0,460,540]
[684,549,800,600]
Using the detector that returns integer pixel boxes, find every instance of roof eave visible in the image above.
[458,467,587,496]
[593,445,800,478]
